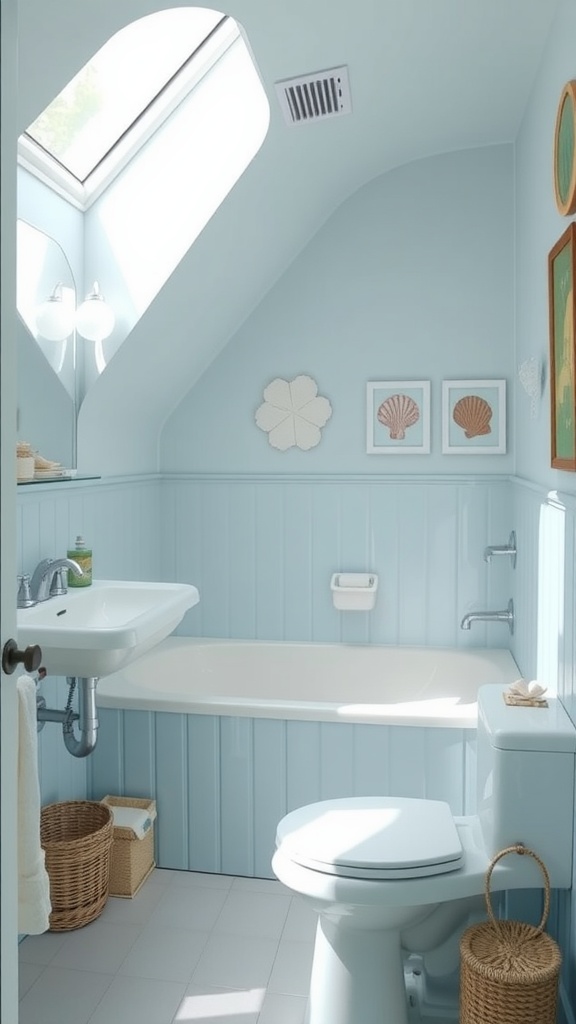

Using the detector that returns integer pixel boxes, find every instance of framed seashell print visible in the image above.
[442,380,506,454]
[366,381,430,454]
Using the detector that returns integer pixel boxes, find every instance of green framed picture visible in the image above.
[554,81,576,216]
[549,223,576,471]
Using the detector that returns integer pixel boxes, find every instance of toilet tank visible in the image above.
[477,684,576,888]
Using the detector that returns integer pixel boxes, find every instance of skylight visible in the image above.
[17,7,270,376]
[19,8,242,208]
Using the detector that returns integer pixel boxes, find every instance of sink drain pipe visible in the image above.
[36,676,99,758]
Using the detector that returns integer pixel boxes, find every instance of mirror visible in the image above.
[16,219,77,473]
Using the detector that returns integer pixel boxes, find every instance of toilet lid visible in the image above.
[276,796,464,879]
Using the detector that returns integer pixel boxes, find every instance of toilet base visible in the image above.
[307,915,410,1024]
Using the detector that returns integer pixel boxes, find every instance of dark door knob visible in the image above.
[2,638,42,675]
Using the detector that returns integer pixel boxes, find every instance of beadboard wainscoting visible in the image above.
[17,475,163,805]
[16,472,576,1013]
[89,709,477,878]
[164,474,515,647]
[16,473,515,809]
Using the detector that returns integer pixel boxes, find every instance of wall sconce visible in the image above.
[35,282,76,341]
[75,281,115,342]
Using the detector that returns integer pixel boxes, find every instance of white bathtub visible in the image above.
[96,638,520,729]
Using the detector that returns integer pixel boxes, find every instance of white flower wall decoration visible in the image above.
[255,375,332,450]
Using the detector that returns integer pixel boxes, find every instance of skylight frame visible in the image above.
[18,15,241,212]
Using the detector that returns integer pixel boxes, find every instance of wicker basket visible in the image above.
[40,800,114,931]
[460,845,561,1024]
[100,795,156,898]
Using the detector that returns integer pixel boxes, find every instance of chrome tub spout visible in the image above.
[460,599,514,635]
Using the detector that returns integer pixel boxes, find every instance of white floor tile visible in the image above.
[213,889,291,939]
[119,924,210,983]
[19,871,319,1022]
[267,940,314,997]
[258,991,309,1024]
[173,983,263,1023]
[18,966,114,1024]
[18,961,45,999]
[51,920,140,973]
[19,929,68,965]
[166,869,234,890]
[281,897,318,942]
[88,974,187,1024]
[231,875,286,894]
[149,885,229,931]
[191,933,279,989]
[101,880,166,925]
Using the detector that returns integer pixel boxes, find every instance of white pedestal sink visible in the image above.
[17,579,200,678]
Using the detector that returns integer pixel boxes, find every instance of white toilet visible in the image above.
[272,684,576,1024]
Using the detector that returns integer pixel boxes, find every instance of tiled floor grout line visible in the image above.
[19,870,457,1024]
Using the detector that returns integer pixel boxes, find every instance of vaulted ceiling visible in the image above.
[17,0,560,472]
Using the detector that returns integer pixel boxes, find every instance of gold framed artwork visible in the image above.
[549,223,576,471]
[554,81,576,216]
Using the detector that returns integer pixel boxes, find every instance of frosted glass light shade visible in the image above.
[35,285,75,341]
[75,282,115,341]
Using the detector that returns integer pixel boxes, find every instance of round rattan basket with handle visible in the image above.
[459,844,561,1024]
[40,800,114,931]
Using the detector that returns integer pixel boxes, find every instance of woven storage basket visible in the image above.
[40,800,114,931]
[100,795,156,898]
[460,845,561,1024]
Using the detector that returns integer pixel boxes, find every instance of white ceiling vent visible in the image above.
[275,66,351,125]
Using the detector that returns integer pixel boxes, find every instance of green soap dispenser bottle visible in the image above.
[67,535,92,587]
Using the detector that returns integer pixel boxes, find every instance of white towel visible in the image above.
[17,675,51,934]
[110,805,156,839]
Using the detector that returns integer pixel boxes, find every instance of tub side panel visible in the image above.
[188,714,221,873]
[123,711,155,798]
[89,711,476,880]
[87,708,124,800]
[253,719,287,878]
[388,725,427,797]
[353,724,390,794]
[319,722,356,799]
[220,716,254,876]
[155,712,189,869]
[286,721,321,811]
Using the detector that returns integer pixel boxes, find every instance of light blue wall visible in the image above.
[514,0,576,492]
[161,144,514,474]
[17,476,164,806]
[510,0,576,1017]
[165,475,514,649]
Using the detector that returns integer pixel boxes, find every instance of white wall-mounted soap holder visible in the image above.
[330,573,379,611]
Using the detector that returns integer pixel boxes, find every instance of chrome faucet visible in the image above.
[460,598,514,635]
[484,531,517,568]
[29,557,84,602]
